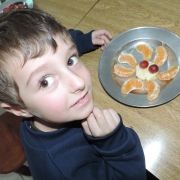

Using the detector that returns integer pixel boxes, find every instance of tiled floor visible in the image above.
[0,161,33,180]
[0,107,5,115]
[0,172,33,180]
[0,108,33,180]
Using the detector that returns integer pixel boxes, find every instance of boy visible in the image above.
[0,9,147,180]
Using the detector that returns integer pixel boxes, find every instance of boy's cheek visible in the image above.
[44,100,64,111]
[39,95,66,112]
[26,95,67,116]
[84,70,92,87]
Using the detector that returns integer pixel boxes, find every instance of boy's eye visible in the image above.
[40,76,54,88]
[68,56,79,66]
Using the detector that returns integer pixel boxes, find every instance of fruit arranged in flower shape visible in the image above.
[136,44,153,61]
[114,64,135,77]
[153,46,168,66]
[114,44,179,101]
[139,60,149,69]
[144,80,160,101]
[121,78,144,95]
[136,60,159,81]
[118,53,138,67]
[157,66,179,80]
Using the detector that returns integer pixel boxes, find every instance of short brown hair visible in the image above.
[0,8,72,109]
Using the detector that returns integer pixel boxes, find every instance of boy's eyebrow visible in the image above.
[26,44,77,86]
[26,64,48,86]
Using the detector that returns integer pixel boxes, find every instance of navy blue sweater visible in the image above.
[20,30,147,180]
[21,115,146,180]
[68,29,98,56]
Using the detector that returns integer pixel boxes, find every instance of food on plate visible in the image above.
[153,46,167,66]
[114,64,135,77]
[136,61,158,81]
[118,53,137,67]
[144,80,160,101]
[157,66,179,80]
[136,44,153,61]
[114,43,179,102]
[148,64,159,74]
[121,78,144,95]
[139,60,149,69]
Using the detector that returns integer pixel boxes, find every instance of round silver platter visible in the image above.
[98,26,180,107]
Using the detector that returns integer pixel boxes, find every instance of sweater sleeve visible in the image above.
[68,29,99,56]
[84,114,147,180]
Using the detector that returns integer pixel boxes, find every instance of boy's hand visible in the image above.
[82,107,120,137]
[92,30,113,50]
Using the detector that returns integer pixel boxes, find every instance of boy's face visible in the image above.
[13,36,93,124]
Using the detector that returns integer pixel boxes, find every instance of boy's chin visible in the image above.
[78,104,94,120]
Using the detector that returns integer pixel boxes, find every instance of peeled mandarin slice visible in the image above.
[144,80,160,101]
[153,46,167,66]
[121,78,144,95]
[118,53,138,67]
[136,44,153,61]
[114,64,135,77]
[157,66,179,80]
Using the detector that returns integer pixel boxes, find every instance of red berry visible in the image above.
[18,5,25,9]
[149,64,159,73]
[3,8,9,12]
[139,60,149,69]
[9,4,16,10]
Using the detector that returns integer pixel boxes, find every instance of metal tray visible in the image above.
[98,26,180,107]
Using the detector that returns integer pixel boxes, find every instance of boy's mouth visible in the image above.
[71,92,89,108]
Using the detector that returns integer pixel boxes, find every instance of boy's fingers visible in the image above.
[92,107,109,128]
[86,112,102,136]
[93,38,104,46]
[100,35,110,45]
[81,119,92,136]
[101,109,118,130]
[101,45,105,51]
[107,109,120,124]
[99,30,113,39]
[83,107,120,138]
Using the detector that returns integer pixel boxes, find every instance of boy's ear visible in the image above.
[0,103,33,117]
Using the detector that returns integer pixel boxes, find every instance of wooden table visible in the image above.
[34,1,180,179]
[34,0,98,29]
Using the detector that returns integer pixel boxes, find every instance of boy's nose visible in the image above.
[65,70,85,93]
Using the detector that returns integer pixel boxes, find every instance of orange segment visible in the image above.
[144,80,160,101]
[114,64,135,77]
[118,53,138,67]
[157,66,179,80]
[121,78,144,94]
[153,46,167,66]
[136,44,153,61]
